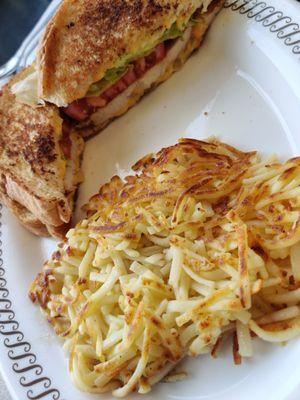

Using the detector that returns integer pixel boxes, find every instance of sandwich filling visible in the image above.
[12,1,215,126]
[62,5,211,122]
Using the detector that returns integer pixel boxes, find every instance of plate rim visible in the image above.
[224,0,300,59]
[0,204,63,400]
[1,1,300,400]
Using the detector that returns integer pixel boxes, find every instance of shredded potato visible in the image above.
[29,138,300,397]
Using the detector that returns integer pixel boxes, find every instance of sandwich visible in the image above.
[4,0,224,237]
[14,0,224,137]
[0,67,84,238]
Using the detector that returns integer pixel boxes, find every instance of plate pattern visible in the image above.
[0,205,63,399]
[224,0,300,55]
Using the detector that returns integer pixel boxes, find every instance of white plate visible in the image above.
[1,1,300,399]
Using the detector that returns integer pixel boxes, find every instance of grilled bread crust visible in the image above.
[0,192,70,238]
[0,130,84,239]
[75,0,224,138]
[0,68,84,236]
[38,0,210,106]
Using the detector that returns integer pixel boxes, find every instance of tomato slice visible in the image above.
[134,57,147,77]
[154,43,166,62]
[122,69,137,86]
[63,99,90,121]
[145,52,156,69]
[62,120,72,134]
[115,79,127,93]
[60,122,72,159]
[86,96,107,108]
[102,84,120,101]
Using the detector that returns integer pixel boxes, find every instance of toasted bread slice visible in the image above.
[0,192,71,238]
[2,0,222,238]
[0,67,84,237]
[75,0,224,137]
[37,0,216,106]
[0,193,49,236]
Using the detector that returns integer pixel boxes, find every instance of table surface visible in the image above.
[0,0,51,65]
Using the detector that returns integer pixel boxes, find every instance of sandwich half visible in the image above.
[0,67,84,238]
[14,0,224,138]
[4,0,223,237]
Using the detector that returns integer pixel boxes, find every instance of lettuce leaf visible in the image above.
[162,22,183,41]
[104,65,128,83]
[87,66,128,96]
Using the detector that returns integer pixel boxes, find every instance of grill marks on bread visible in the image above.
[38,0,201,105]
[0,67,85,236]
[0,68,63,182]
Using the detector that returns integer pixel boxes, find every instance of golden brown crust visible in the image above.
[75,0,224,138]
[38,0,212,106]
[0,68,84,237]
[0,68,63,176]
[0,192,49,237]
[0,68,71,226]
[0,68,66,194]
[2,172,70,226]
[0,191,69,239]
